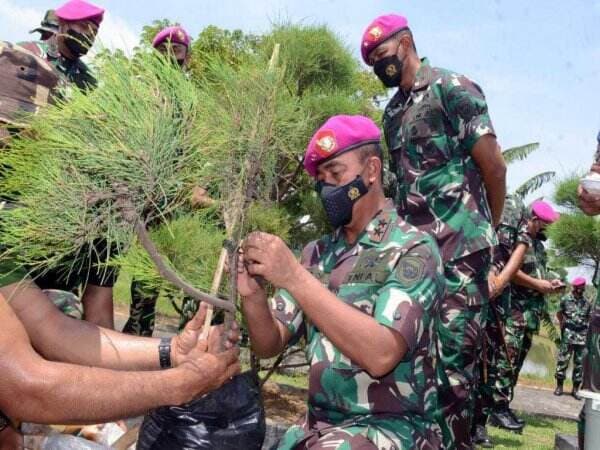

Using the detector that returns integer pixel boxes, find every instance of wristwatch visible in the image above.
[159,337,172,369]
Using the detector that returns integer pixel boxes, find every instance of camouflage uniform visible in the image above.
[274,201,445,450]
[18,40,97,91]
[506,239,547,391]
[44,289,84,319]
[474,195,531,424]
[383,58,497,449]
[0,41,59,288]
[555,292,592,386]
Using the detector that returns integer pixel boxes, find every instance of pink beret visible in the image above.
[55,0,104,26]
[531,200,560,224]
[304,115,381,178]
[152,26,191,49]
[572,277,586,287]
[361,14,409,65]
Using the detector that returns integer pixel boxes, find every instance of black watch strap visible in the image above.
[159,337,172,369]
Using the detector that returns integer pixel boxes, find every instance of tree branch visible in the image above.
[134,221,236,312]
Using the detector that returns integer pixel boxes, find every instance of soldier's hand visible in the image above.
[176,344,240,403]
[551,279,566,292]
[242,232,301,290]
[536,279,555,294]
[237,249,265,299]
[578,184,600,216]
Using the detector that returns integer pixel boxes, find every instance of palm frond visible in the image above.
[515,171,556,198]
[502,142,540,165]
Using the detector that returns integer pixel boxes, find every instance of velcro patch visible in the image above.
[396,256,425,286]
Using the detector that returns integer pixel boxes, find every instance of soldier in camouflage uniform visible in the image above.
[578,130,600,447]
[30,9,59,41]
[554,278,592,399]
[472,194,531,445]
[507,202,563,403]
[123,26,194,337]
[19,0,104,91]
[361,14,507,449]
[240,115,445,449]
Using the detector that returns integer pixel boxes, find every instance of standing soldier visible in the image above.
[241,115,445,449]
[13,1,116,329]
[29,10,59,42]
[506,201,562,401]
[122,25,193,337]
[554,277,592,399]
[361,13,507,449]
[19,0,104,90]
[473,193,531,446]
[576,130,600,448]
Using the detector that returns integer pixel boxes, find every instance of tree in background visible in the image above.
[550,174,600,282]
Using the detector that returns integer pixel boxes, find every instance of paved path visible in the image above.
[512,385,582,421]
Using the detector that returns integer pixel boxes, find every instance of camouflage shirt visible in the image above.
[273,200,445,449]
[511,238,547,301]
[560,293,592,345]
[492,194,531,271]
[383,58,497,264]
[17,40,96,91]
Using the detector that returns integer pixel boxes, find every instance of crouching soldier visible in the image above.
[239,115,445,449]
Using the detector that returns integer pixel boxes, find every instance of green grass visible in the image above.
[113,271,180,317]
[486,413,577,450]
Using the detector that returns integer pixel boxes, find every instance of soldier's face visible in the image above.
[157,42,189,67]
[57,20,99,58]
[573,286,585,296]
[316,150,378,188]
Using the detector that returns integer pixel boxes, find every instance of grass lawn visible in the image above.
[487,413,577,450]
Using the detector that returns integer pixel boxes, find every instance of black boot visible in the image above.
[508,408,525,426]
[554,380,564,396]
[489,407,525,432]
[572,384,581,400]
[473,424,493,448]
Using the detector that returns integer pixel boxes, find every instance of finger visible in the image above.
[245,247,267,264]
[224,362,241,380]
[246,262,266,277]
[185,303,208,332]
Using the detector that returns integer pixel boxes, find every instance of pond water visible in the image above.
[520,334,573,379]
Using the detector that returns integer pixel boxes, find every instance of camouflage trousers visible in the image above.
[555,340,585,386]
[436,249,490,450]
[122,281,158,337]
[123,280,199,336]
[45,289,83,320]
[278,416,443,450]
[580,307,600,450]
[473,292,513,426]
[504,299,536,394]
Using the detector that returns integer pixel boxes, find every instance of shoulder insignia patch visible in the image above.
[396,256,425,286]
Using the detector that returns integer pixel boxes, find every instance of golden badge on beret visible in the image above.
[348,187,361,201]
[368,26,383,41]
[315,130,337,157]
[177,30,185,42]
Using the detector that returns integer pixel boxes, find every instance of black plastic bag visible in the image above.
[137,371,265,450]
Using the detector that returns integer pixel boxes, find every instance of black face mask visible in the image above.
[316,176,369,229]
[537,230,548,242]
[374,54,404,88]
[65,30,93,58]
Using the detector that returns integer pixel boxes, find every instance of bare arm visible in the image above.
[0,293,239,424]
[2,282,234,371]
[493,243,528,294]
[472,136,507,227]
[511,270,554,294]
[81,284,114,329]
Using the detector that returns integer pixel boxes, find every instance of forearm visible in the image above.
[6,283,162,370]
[497,243,528,287]
[512,270,542,291]
[287,268,405,377]
[241,292,287,358]
[1,356,181,424]
[473,136,506,226]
